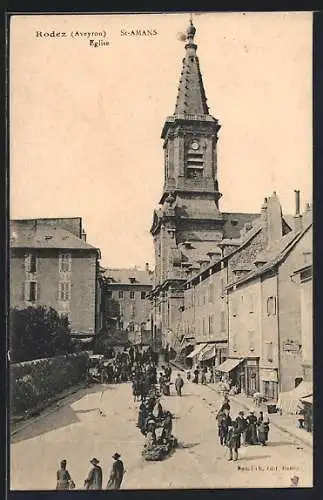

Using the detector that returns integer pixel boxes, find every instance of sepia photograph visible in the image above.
[9,11,312,490]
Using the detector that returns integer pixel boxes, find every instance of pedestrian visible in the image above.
[218,408,232,446]
[84,458,102,490]
[175,373,184,396]
[56,459,74,490]
[257,418,267,446]
[227,420,241,461]
[186,370,191,382]
[236,411,248,446]
[209,367,214,384]
[263,412,270,443]
[152,398,163,420]
[201,368,207,385]
[106,453,125,490]
[219,395,230,413]
[161,411,173,441]
[193,367,199,384]
[246,410,258,445]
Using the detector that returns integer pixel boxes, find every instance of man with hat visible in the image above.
[236,411,248,446]
[106,453,125,490]
[84,458,102,490]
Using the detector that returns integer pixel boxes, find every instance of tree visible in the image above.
[10,306,76,362]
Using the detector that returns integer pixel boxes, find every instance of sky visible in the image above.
[10,12,312,269]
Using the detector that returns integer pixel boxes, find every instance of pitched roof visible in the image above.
[174,21,209,116]
[222,212,261,239]
[102,267,153,286]
[10,220,98,251]
[180,241,222,266]
[227,222,312,288]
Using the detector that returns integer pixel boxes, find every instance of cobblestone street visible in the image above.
[10,376,312,490]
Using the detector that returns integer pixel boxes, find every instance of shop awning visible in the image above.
[186,343,207,359]
[277,381,313,415]
[200,344,217,362]
[216,358,243,373]
[300,395,313,404]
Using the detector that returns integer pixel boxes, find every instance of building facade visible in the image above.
[226,209,312,398]
[10,217,101,333]
[292,263,312,383]
[100,265,153,345]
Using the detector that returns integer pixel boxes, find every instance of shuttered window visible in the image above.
[24,281,38,302]
[267,296,277,316]
[59,282,71,301]
[59,253,72,273]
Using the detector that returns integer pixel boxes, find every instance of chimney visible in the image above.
[145,262,149,272]
[302,201,312,227]
[266,192,283,244]
[293,189,303,233]
[294,190,300,216]
[81,229,87,241]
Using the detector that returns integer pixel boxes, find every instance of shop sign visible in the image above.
[282,340,301,352]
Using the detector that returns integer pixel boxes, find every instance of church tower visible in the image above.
[150,20,225,353]
[160,20,222,211]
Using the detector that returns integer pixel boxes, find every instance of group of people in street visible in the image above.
[216,395,270,461]
[55,453,125,490]
[133,362,177,459]
[103,346,157,385]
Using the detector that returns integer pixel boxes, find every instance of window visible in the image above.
[267,296,277,316]
[232,297,238,317]
[29,254,37,273]
[209,284,214,303]
[118,290,124,299]
[249,295,254,313]
[25,253,37,273]
[25,281,37,302]
[220,278,224,297]
[59,253,71,273]
[265,341,273,362]
[141,291,146,300]
[106,290,112,299]
[220,311,226,332]
[59,282,71,301]
[209,315,215,335]
[231,333,237,352]
[202,318,206,336]
[248,331,255,352]
[130,291,135,300]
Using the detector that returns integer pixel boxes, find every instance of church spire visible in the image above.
[174,19,209,116]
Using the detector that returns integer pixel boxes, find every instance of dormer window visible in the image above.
[129,277,136,284]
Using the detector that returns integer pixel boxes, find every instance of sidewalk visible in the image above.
[170,360,313,449]
[10,381,87,437]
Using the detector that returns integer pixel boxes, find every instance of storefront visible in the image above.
[216,358,244,387]
[260,368,279,401]
[300,395,313,433]
[186,343,208,369]
[176,338,195,367]
[239,358,260,396]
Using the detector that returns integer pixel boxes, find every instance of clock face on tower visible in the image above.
[191,141,199,150]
